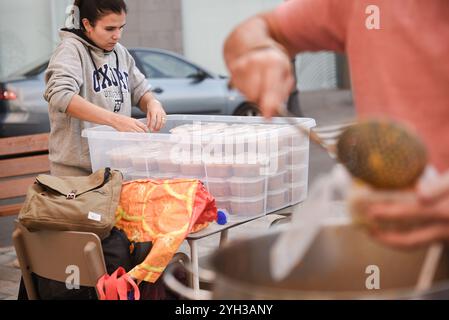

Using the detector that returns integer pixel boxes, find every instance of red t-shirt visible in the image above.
[275,0,449,171]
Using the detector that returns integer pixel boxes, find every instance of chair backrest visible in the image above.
[12,223,107,300]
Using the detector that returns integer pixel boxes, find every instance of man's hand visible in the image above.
[223,14,295,118]
[226,46,294,118]
[145,99,166,132]
[355,171,449,248]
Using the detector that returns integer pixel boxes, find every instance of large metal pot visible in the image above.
[209,222,449,299]
[165,221,449,299]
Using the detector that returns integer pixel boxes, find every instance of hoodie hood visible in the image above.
[60,28,113,57]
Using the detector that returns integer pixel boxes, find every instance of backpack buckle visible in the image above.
[66,190,77,200]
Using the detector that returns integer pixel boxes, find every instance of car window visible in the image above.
[134,51,199,79]
[8,59,49,78]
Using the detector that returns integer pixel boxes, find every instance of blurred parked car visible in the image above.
[0,48,259,137]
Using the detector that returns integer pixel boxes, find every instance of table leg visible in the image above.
[219,229,228,247]
[188,239,200,293]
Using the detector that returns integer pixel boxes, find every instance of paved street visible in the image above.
[0,89,355,300]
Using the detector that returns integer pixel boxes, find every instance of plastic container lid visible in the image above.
[275,149,289,157]
[289,146,309,152]
[204,155,234,165]
[257,149,288,158]
[233,153,269,165]
[267,188,288,196]
[214,195,231,201]
[287,182,307,188]
[229,194,265,203]
[228,176,266,184]
[287,164,308,171]
[269,170,287,178]
[206,177,228,183]
[178,155,203,164]
[178,174,205,180]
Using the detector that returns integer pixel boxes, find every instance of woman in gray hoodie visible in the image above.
[44,0,166,176]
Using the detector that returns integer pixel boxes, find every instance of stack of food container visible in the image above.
[82,115,315,219]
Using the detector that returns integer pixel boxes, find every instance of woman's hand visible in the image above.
[357,171,449,248]
[111,114,149,133]
[66,95,149,133]
[146,99,166,132]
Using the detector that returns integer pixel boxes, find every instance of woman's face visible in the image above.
[83,11,126,51]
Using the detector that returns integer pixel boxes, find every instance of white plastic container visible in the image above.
[268,170,287,191]
[267,188,289,211]
[258,149,288,175]
[206,177,230,197]
[232,162,263,177]
[287,164,308,184]
[215,196,231,213]
[281,127,309,148]
[232,153,268,177]
[272,149,288,173]
[228,176,266,197]
[289,182,308,203]
[287,146,309,166]
[204,156,233,178]
[230,195,266,217]
[179,155,205,176]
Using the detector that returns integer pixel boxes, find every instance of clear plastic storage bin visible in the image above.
[82,114,315,217]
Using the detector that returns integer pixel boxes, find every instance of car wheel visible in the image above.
[233,103,261,117]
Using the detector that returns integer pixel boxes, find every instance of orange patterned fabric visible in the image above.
[115,179,217,283]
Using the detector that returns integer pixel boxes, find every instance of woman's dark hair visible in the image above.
[74,0,127,29]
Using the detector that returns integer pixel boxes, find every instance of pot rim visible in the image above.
[212,270,449,299]
[211,219,449,299]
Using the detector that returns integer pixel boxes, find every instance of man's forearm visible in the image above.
[66,94,119,127]
[223,13,294,64]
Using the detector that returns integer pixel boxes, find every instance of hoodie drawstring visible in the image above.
[87,48,124,113]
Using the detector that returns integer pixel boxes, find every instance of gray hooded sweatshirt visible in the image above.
[44,30,150,174]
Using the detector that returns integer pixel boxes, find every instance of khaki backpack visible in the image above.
[19,168,122,239]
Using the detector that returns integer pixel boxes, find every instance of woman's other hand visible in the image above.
[146,99,167,132]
